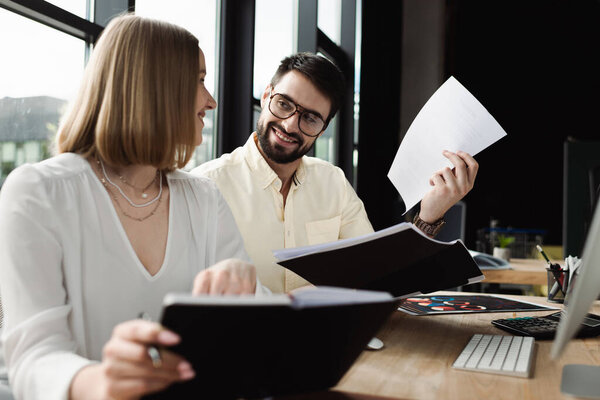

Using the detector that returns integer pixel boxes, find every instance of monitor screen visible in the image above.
[552,194,600,358]
[563,139,600,258]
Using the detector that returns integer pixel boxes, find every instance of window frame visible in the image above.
[1,0,360,185]
[0,0,104,43]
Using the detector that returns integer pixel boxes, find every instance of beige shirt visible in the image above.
[192,134,374,293]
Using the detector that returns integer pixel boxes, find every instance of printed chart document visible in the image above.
[273,222,484,298]
[388,76,507,213]
[143,287,398,399]
[398,294,558,316]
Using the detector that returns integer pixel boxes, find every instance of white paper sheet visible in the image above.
[388,76,507,213]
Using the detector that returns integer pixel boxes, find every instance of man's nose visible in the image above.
[281,111,301,133]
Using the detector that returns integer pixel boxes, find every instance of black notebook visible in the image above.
[273,222,484,298]
[143,287,398,399]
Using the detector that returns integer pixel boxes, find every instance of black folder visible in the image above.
[274,223,484,297]
[144,287,398,399]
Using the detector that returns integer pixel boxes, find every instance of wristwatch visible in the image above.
[413,213,446,236]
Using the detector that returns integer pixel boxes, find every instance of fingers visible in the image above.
[194,269,229,295]
[440,166,459,193]
[105,321,191,374]
[103,354,190,382]
[112,320,180,347]
[193,270,212,295]
[193,259,257,295]
[104,336,186,371]
[458,150,479,183]
[421,150,478,224]
[429,173,445,187]
[98,319,195,399]
[442,150,478,193]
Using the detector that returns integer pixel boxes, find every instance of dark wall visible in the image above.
[357,1,404,230]
[447,0,600,248]
[358,0,600,249]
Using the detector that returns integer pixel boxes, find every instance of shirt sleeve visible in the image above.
[0,166,94,400]
[337,169,375,239]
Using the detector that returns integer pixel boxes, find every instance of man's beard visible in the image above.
[256,120,315,164]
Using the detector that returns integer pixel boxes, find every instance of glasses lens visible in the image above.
[269,93,325,137]
[299,112,325,136]
[270,94,295,119]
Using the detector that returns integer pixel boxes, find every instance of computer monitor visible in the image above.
[563,139,600,258]
[552,193,600,397]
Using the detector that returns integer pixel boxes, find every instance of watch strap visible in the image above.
[413,213,446,236]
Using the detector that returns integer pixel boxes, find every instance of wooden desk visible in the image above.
[322,293,599,400]
[482,258,548,285]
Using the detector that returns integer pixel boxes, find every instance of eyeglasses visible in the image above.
[267,91,327,137]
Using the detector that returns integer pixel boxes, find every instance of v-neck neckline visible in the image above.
[83,156,173,281]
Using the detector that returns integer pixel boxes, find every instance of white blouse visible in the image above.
[0,153,252,400]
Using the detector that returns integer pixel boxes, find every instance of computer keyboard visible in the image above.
[452,334,535,378]
[492,311,600,339]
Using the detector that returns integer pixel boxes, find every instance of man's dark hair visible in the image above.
[270,52,345,123]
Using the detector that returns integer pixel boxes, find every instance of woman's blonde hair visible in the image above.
[56,14,199,170]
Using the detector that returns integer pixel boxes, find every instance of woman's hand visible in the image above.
[69,319,194,400]
[193,258,257,295]
[419,150,478,223]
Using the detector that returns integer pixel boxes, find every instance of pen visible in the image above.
[537,245,566,294]
[546,265,563,295]
[548,281,561,298]
[138,312,163,368]
[536,245,551,265]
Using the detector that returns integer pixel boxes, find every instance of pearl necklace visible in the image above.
[98,159,163,208]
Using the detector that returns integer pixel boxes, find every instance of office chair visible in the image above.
[435,201,466,243]
[433,201,467,292]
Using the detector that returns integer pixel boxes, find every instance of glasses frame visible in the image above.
[267,90,328,137]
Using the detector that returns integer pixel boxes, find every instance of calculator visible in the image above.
[492,311,600,340]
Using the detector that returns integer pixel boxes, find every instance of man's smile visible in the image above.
[271,125,300,146]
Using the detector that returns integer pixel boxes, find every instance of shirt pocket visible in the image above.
[305,215,341,246]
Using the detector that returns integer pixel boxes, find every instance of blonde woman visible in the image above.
[0,14,263,399]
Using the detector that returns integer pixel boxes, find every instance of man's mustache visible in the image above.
[268,122,303,144]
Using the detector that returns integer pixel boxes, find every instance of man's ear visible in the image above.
[260,85,272,109]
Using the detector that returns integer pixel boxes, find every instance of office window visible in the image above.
[353,0,362,184]
[315,115,338,164]
[311,51,339,164]
[253,0,294,99]
[0,8,85,185]
[45,0,88,19]
[252,106,261,136]
[135,0,219,169]
[318,0,342,45]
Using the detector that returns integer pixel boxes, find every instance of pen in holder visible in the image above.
[546,263,566,303]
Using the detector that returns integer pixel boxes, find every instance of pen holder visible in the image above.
[546,266,566,303]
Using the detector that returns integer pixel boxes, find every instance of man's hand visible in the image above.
[193,258,257,295]
[70,320,194,400]
[419,150,478,223]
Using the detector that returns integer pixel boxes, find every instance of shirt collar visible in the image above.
[243,133,306,189]
[294,155,306,186]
